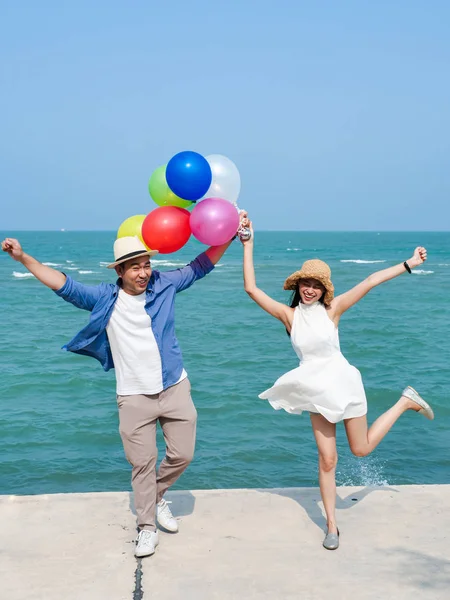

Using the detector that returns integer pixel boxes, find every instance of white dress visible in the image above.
[259,302,367,423]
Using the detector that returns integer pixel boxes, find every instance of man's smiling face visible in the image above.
[116,256,152,295]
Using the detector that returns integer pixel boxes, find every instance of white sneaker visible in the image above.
[135,529,159,557]
[156,499,179,533]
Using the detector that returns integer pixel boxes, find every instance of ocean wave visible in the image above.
[341,259,386,264]
[99,262,110,267]
[286,248,301,252]
[412,270,434,275]
[438,263,450,267]
[78,270,97,274]
[152,260,185,267]
[65,267,79,270]
[43,262,61,267]
[131,260,227,269]
[66,260,74,264]
[12,271,34,279]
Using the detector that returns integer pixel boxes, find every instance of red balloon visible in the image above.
[141,206,191,254]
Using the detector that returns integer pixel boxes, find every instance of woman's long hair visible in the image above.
[289,288,302,309]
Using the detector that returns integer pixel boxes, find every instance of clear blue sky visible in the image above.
[1,1,449,231]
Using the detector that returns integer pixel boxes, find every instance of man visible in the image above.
[2,229,243,558]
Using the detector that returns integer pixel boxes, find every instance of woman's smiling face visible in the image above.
[298,278,326,304]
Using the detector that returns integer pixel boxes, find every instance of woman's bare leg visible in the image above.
[310,413,338,534]
[345,395,420,457]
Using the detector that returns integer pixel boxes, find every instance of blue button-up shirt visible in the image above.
[54,252,214,390]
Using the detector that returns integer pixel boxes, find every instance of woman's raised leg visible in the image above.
[345,392,428,457]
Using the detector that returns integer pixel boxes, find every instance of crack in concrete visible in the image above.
[133,557,144,600]
[132,526,144,600]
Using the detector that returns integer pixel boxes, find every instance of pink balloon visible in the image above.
[190,197,240,246]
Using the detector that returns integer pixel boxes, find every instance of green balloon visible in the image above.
[148,165,193,209]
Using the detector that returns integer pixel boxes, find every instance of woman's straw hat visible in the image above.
[283,259,334,305]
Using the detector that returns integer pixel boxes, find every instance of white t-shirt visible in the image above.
[106,289,186,395]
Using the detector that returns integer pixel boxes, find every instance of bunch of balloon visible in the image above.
[132,150,247,255]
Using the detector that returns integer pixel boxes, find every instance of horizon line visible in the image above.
[1,229,449,234]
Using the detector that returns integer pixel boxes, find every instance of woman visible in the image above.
[241,222,434,550]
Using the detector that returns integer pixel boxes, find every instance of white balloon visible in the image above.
[205,154,241,204]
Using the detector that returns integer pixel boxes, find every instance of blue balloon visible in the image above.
[166,151,212,201]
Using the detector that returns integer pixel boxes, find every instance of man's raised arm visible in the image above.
[2,237,66,290]
[2,237,106,312]
[204,239,234,266]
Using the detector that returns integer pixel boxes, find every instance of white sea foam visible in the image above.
[99,262,110,266]
[438,263,450,267]
[286,248,301,252]
[43,262,61,267]
[412,269,434,275]
[337,457,388,487]
[13,271,35,279]
[65,267,79,270]
[66,260,74,264]
[78,270,96,274]
[341,259,386,264]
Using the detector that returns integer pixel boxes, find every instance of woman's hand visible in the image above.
[407,246,427,269]
[238,210,250,231]
[240,216,254,246]
[331,245,429,322]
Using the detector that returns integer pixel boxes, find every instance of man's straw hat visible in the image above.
[107,236,158,269]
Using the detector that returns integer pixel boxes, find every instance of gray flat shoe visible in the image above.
[402,386,434,420]
[323,528,339,550]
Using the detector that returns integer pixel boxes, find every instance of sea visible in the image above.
[1,231,449,496]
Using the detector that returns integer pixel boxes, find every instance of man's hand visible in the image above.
[2,238,24,262]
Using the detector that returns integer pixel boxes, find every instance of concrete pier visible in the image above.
[0,485,449,599]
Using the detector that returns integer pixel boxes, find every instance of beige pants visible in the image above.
[117,378,197,531]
